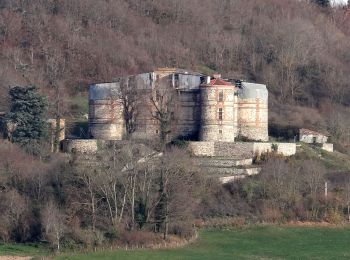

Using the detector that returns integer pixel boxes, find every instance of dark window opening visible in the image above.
[218,91,224,101]
[218,108,223,120]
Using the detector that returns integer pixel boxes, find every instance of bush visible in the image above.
[169,222,194,239]
[325,209,343,224]
[118,229,161,247]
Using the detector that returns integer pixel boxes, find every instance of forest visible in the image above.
[1,0,350,253]
[0,0,349,143]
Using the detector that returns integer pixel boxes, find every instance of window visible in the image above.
[218,90,224,101]
[218,108,223,120]
[219,129,223,134]
[174,74,179,88]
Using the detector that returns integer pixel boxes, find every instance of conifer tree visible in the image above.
[5,86,48,153]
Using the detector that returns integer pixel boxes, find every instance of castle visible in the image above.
[88,68,268,142]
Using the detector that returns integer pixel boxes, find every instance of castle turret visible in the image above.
[199,77,237,142]
[89,83,125,140]
[237,82,268,141]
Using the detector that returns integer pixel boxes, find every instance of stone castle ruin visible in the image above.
[89,68,268,142]
[64,68,297,182]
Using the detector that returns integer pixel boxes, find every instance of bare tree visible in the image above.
[119,77,139,139]
[42,201,66,252]
[44,46,66,153]
[153,148,198,239]
[76,166,99,232]
[150,76,178,150]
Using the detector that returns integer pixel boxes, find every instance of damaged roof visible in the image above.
[300,128,329,136]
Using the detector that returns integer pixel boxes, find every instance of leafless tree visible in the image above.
[150,76,178,150]
[119,77,139,139]
[42,201,66,252]
[43,45,66,153]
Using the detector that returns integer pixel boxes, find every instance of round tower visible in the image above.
[89,83,125,140]
[199,77,237,142]
[237,82,268,141]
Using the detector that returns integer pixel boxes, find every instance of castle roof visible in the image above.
[299,128,329,137]
[208,78,234,86]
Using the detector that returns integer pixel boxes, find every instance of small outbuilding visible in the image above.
[299,128,328,144]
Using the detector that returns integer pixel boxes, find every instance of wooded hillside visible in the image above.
[0,0,350,142]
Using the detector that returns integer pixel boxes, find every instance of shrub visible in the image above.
[169,222,194,239]
[118,229,161,247]
[325,209,343,224]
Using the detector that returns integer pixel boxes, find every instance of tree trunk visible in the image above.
[54,86,61,153]
[131,174,136,229]
[119,189,127,223]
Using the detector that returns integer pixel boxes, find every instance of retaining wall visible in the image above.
[189,141,296,157]
[62,139,99,154]
[322,143,334,152]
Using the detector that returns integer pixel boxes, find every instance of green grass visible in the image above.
[297,142,350,171]
[0,243,48,257]
[56,226,350,260]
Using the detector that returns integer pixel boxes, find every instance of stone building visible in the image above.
[299,128,328,144]
[88,68,269,142]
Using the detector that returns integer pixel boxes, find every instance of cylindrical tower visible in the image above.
[89,83,125,140]
[237,82,268,141]
[199,77,237,142]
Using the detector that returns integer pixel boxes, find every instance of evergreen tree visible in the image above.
[5,86,48,153]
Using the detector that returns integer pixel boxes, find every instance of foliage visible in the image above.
[5,86,48,154]
[0,0,349,134]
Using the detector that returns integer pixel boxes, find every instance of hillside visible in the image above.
[0,0,350,143]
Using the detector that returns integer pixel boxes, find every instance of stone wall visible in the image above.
[300,134,328,144]
[253,142,296,156]
[322,143,334,152]
[188,141,296,157]
[62,139,99,154]
[237,97,268,141]
[199,85,237,142]
[89,98,125,140]
[188,141,215,156]
[213,142,253,158]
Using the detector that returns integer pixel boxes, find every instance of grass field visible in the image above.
[0,243,48,257]
[55,226,350,260]
[2,226,350,259]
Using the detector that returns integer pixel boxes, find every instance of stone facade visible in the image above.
[88,68,269,142]
[238,98,268,141]
[199,81,237,142]
[89,83,125,140]
[188,141,296,157]
[322,143,334,152]
[299,128,328,144]
[62,139,99,154]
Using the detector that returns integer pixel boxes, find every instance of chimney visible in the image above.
[206,76,211,84]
